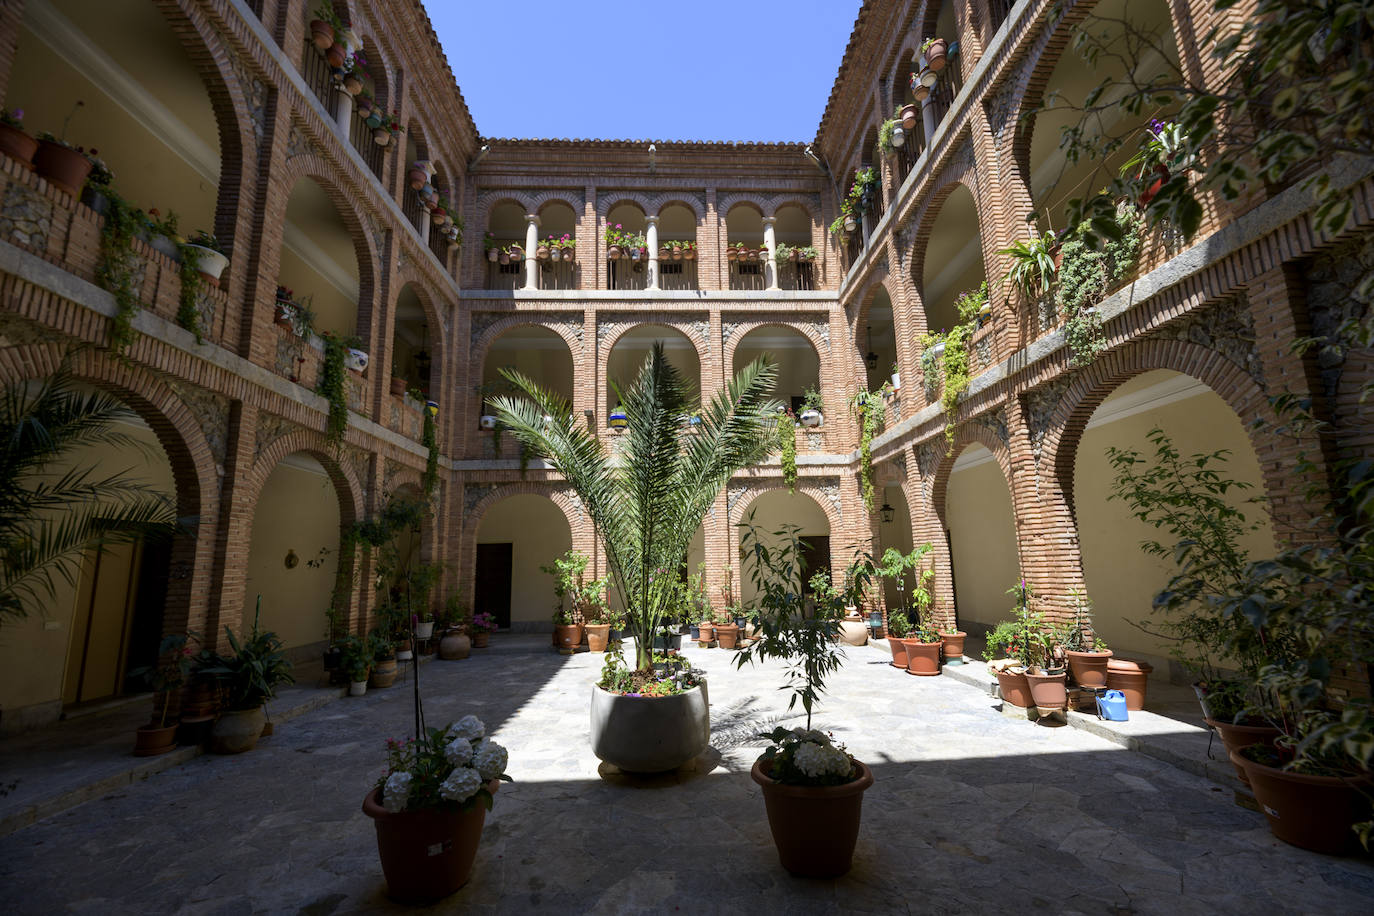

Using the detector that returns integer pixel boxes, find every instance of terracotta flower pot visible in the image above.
[899,103,919,131]
[1205,718,1281,786]
[1138,164,1170,207]
[343,73,363,96]
[370,656,398,688]
[210,706,266,754]
[837,615,868,647]
[715,623,740,649]
[913,83,931,103]
[672,247,683,261]
[996,669,1033,708]
[923,38,948,71]
[390,376,407,396]
[658,247,671,260]
[939,631,966,665]
[273,302,295,331]
[133,722,178,757]
[0,124,38,169]
[33,140,92,198]
[486,248,499,262]
[1228,750,1372,854]
[683,246,695,260]
[585,623,611,652]
[554,623,581,649]
[362,782,498,904]
[309,20,335,50]
[1106,658,1153,710]
[439,630,471,659]
[607,245,621,260]
[408,168,427,190]
[471,630,490,649]
[372,127,391,147]
[326,44,347,69]
[536,246,550,260]
[1024,669,1068,709]
[752,757,874,878]
[726,247,737,261]
[697,622,715,645]
[887,636,909,669]
[1065,649,1113,688]
[903,639,941,676]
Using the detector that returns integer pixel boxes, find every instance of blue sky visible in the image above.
[426,1,863,143]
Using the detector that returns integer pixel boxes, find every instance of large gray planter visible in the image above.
[589,683,710,773]
[210,706,266,754]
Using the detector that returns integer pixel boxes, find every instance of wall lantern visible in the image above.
[880,502,895,523]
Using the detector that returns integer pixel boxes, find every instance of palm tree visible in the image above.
[494,342,779,670]
[0,366,181,627]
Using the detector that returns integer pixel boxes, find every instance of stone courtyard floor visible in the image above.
[3,640,1372,914]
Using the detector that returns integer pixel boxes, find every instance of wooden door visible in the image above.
[474,543,513,629]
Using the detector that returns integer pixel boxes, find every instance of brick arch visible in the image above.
[245,431,366,530]
[382,276,447,399]
[1008,0,1138,201]
[602,319,708,363]
[597,194,652,220]
[650,196,704,221]
[478,194,535,230]
[728,483,844,582]
[765,197,817,221]
[904,155,984,300]
[469,318,581,400]
[353,32,392,109]
[724,321,828,380]
[716,195,767,220]
[459,483,590,603]
[273,160,381,337]
[928,424,1018,523]
[533,193,583,219]
[887,33,924,113]
[1041,337,1275,520]
[845,267,897,332]
[0,343,219,639]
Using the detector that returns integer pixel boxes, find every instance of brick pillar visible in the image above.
[0,0,24,102]
[204,401,258,652]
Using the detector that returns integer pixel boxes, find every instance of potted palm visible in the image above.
[734,517,875,878]
[493,342,779,770]
[202,612,294,754]
[363,715,511,903]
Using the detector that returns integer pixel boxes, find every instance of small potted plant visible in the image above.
[0,107,37,168]
[342,335,369,374]
[484,231,500,262]
[604,223,625,260]
[469,611,497,649]
[902,613,943,676]
[415,610,436,641]
[608,402,629,430]
[33,101,93,199]
[201,616,294,754]
[390,370,407,397]
[474,381,501,429]
[1062,588,1112,687]
[129,632,200,756]
[798,387,825,428]
[339,633,372,696]
[362,715,511,903]
[185,230,230,287]
[921,36,948,71]
[713,607,740,649]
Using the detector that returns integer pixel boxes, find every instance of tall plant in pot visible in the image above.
[1062,588,1112,688]
[201,603,294,754]
[493,343,778,769]
[541,549,610,650]
[128,631,199,756]
[733,515,875,878]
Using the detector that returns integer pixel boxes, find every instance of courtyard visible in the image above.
[3,641,1371,914]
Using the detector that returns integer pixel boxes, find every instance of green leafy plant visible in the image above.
[886,610,911,638]
[876,544,934,626]
[175,243,206,344]
[1056,208,1143,367]
[733,513,874,730]
[93,188,142,354]
[201,617,294,712]
[849,386,888,511]
[1061,588,1108,653]
[0,364,180,626]
[494,343,779,670]
[421,409,439,499]
[316,334,351,450]
[877,118,900,156]
[801,386,825,415]
[540,549,611,626]
[128,632,201,727]
[777,410,798,493]
[999,229,1059,300]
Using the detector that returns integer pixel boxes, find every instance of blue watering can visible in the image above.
[1097,690,1129,721]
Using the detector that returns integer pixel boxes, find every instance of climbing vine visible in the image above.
[175,244,206,344]
[94,189,141,355]
[1056,209,1143,367]
[777,412,798,493]
[421,408,439,498]
[919,283,986,451]
[850,388,888,511]
[317,334,350,451]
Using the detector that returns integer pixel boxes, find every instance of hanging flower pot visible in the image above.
[562,246,575,262]
[607,245,621,260]
[355,97,374,119]
[726,247,738,262]
[344,348,369,373]
[923,38,948,72]
[372,127,391,146]
[549,246,562,261]
[629,247,642,261]
[843,215,857,232]
[486,248,499,263]
[274,301,295,331]
[508,246,523,261]
[425,400,438,417]
[336,28,360,52]
[185,243,229,286]
[918,65,938,88]
[899,103,919,131]
[609,405,629,429]
[408,167,427,190]
[326,44,347,69]
[419,183,435,200]
[658,246,671,260]
[310,20,335,50]
[479,414,497,430]
[683,245,695,261]
[534,245,548,260]
[498,251,510,265]
[913,83,931,102]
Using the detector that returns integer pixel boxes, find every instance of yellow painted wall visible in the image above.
[278,247,357,339]
[476,495,571,625]
[10,17,217,236]
[243,457,341,651]
[738,490,831,607]
[733,340,820,406]
[0,413,173,728]
[483,341,574,403]
[1073,371,1274,668]
[946,448,1020,629]
[877,484,919,610]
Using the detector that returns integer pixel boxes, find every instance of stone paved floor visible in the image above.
[3,641,1372,914]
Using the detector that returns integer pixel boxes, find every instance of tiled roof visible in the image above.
[814,1,872,146]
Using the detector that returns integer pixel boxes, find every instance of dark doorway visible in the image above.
[800,535,831,597]
[475,543,513,629]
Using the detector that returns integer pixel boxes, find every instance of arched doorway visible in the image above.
[243,452,343,655]
[475,494,572,630]
[736,490,832,607]
[943,443,1019,631]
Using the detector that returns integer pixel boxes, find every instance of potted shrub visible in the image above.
[1062,588,1112,687]
[902,615,942,676]
[938,625,966,665]
[541,549,606,650]
[1023,623,1068,710]
[713,607,740,649]
[0,107,37,168]
[493,343,779,771]
[921,36,948,71]
[33,105,94,200]
[339,633,372,696]
[999,229,1059,301]
[469,611,496,648]
[369,629,399,688]
[733,518,875,878]
[1121,118,1186,207]
[201,618,293,754]
[605,223,625,260]
[390,371,407,397]
[885,611,911,669]
[363,715,511,903]
[798,386,824,428]
[184,230,229,287]
[129,632,199,756]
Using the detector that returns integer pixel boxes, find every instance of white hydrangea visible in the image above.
[471,738,508,780]
[447,715,484,743]
[792,741,853,780]
[382,771,413,813]
[791,726,808,739]
[804,729,830,745]
[444,737,474,766]
[439,766,483,803]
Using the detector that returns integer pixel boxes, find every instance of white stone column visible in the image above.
[921,94,938,148]
[645,215,660,290]
[418,209,432,243]
[762,216,778,290]
[334,87,353,135]
[524,213,541,290]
